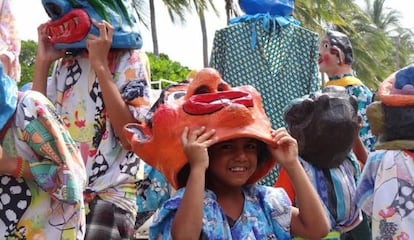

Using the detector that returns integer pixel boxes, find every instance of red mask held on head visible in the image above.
[124,68,277,189]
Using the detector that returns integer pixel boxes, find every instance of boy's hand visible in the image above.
[86,19,113,71]
[270,127,299,170]
[181,126,217,171]
[36,23,66,63]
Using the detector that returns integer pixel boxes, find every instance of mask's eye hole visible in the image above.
[166,90,186,103]
[217,83,230,92]
[194,85,211,95]
[324,43,329,49]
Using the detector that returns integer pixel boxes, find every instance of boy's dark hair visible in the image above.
[176,140,270,189]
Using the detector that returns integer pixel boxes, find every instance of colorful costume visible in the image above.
[356,65,414,239]
[320,30,376,152]
[0,0,20,81]
[210,1,320,186]
[124,68,293,239]
[40,1,151,238]
[275,87,363,238]
[0,63,86,239]
[46,49,150,216]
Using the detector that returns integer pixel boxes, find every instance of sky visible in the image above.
[12,0,413,70]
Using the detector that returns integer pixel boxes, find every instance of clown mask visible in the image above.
[318,30,354,75]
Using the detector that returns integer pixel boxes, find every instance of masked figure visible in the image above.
[356,65,414,239]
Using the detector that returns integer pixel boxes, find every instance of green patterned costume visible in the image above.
[210,15,321,186]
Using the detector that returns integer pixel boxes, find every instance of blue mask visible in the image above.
[239,0,294,16]
[42,0,143,49]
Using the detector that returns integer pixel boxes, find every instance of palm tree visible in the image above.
[292,0,413,88]
[224,0,241,25]
[133,0,188,56]
[188,0,219,67]
[358,0,413,82]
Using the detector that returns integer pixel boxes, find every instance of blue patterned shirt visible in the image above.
[150,185,292,239]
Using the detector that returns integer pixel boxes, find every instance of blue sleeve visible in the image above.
[355,151,385,215]
[149,189,185,240]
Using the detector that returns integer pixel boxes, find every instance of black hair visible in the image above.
[176,139,270,189]
[326,30,354,65]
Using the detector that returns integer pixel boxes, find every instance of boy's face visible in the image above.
[318,35,343,75]
[207,138,258,189]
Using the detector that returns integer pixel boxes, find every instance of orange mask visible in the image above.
[124,68,276,189]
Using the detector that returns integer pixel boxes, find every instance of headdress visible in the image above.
[42,0,142,49]
[368,64,414,149]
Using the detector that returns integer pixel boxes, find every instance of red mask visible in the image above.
[124,68,276,189]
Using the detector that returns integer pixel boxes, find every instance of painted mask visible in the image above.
[238,0,294,16]
[368,64,414,149]
[284,86,359,168]
[41,0,142,49]
[124,68,277,189]
[318,30,353,73]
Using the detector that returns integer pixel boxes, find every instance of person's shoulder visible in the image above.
[19,90,50,104]
[246,184,291,202]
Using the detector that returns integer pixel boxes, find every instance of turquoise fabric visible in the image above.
[0,62,17,130]
[210,17,320,186]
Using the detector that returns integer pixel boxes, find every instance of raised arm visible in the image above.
[171,126,216,239]
[86,20,147,150]
[32,23,66,95]
[270,128,329,239]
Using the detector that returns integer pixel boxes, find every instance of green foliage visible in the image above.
[18,40,38,88]
[147,52,191,88]
[18,40,190,90]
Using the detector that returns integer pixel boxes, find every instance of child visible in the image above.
[275,86,364,239]
[124,68,329,239]
[355,65,414,239]
[0,62,87,239]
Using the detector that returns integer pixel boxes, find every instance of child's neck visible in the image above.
[217,190,245,221]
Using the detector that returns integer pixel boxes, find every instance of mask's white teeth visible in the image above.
[210,98,231,104]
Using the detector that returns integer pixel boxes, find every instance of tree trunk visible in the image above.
[149,0,159,56]
[199,10,208,67]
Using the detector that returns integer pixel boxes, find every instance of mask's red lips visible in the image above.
[47,9,90,44]
[183,91,253,115]
[318,57,323,64]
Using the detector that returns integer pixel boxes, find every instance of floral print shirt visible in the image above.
[150,185,292,239]
[0,0,20,82]
[47,49,151,217]
[356,150,414,240]
[1,90,87,239]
